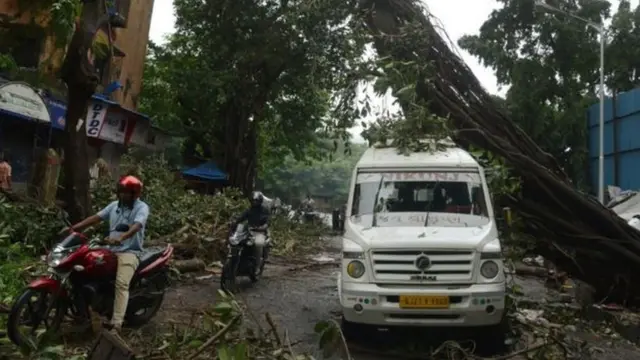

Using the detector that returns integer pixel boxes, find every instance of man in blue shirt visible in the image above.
[66,175,149,332]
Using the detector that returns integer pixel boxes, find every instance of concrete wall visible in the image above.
[111,0,155,110]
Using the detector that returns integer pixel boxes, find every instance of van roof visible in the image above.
[356,146,480,169]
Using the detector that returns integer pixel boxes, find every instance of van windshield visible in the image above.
[351,171,490,228]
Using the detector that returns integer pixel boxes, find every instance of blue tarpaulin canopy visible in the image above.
[181,161,227,181]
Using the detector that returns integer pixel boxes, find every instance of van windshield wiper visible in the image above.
[371,175,385,227]
[424,181,440,227]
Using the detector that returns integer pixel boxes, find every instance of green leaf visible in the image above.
[218,345,231,360]
[234,342,247,359]
[395,84,415,97]
[314,320,330,333]
[214,301,233,314]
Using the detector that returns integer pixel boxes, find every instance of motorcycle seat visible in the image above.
[138,247,166,271]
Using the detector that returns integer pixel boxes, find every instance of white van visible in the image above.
[338,145,507,338]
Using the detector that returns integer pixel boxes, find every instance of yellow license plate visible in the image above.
[399,295,450,309]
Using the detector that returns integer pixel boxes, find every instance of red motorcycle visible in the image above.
[6,219,174,347]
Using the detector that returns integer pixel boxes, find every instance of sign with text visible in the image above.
[45,99,67,129]
[86,101,108,137]
[0,82,51,122]
[85,102,132,144]
[99,108,128,143]
[354,212,489,227]
[356,172,481,184]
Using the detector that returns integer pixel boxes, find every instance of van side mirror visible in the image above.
[502,207,512,227]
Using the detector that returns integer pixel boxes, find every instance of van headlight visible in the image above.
[480,260,499,279]
[346,261,365,278]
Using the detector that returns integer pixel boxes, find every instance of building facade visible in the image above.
[0,0,169,189]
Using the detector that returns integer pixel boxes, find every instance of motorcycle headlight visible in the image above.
[480,260,499,279]
[46,251,67,267]
[346,260,365,278]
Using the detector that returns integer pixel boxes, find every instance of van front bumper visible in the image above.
[340,281,506,327]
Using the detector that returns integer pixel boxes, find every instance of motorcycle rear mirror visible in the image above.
[115,224,130,232]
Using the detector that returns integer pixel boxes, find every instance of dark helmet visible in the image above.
[117,175,143,198]
[251,191,264,207]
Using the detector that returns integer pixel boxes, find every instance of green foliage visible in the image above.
[469,147,521,201]
[92,154,247,241]
[457,0,640,189]
[0,198,60,255]
[49,0,82,48]
[258,141,367,206]
[12,0,82,48]
[138,0,370,186]
[137,42,183,135]
[0,54,18,73]
[314,320,351,359]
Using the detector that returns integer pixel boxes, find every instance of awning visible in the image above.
[0,82,51,123]
[182,162,228,181]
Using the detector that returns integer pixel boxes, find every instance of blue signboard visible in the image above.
[44,98,66,130]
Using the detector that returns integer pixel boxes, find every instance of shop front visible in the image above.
[0,81,52,189]
[44,95,155,179]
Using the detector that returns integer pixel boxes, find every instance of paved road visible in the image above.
[158,236,640,359]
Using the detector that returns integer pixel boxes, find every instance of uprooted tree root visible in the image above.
[358,0,640,304]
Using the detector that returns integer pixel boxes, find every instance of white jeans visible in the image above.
[250,231,266,267]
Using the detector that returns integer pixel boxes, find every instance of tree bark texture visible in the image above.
[360,0,640,305]
[218,62,285,195]
[59,2,115,222]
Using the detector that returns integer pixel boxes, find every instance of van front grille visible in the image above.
[370,249,474,283]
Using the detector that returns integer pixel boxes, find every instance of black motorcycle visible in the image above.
[220,223,270,292]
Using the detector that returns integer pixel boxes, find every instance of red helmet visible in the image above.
[117,175,143,198]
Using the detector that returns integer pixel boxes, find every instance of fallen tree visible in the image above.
[358,0,640,305]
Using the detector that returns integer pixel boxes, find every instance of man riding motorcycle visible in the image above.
[232,191,269,270]
[301,194,315,212]
[62,175,150,333]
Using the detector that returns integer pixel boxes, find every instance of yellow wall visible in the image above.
[111,0,155,110]
[0,0,155,111]
[0,0,65,74]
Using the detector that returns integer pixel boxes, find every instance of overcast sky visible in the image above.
[147,0,632,142]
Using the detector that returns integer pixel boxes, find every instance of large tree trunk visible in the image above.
[218,64,281,195]
[220,104,258,195]
[360,0,640,305]
[59,2,123,222]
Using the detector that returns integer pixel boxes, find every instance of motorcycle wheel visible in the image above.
[7,288,66,347]
[221,258,239,293]
[126,293,165,328]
